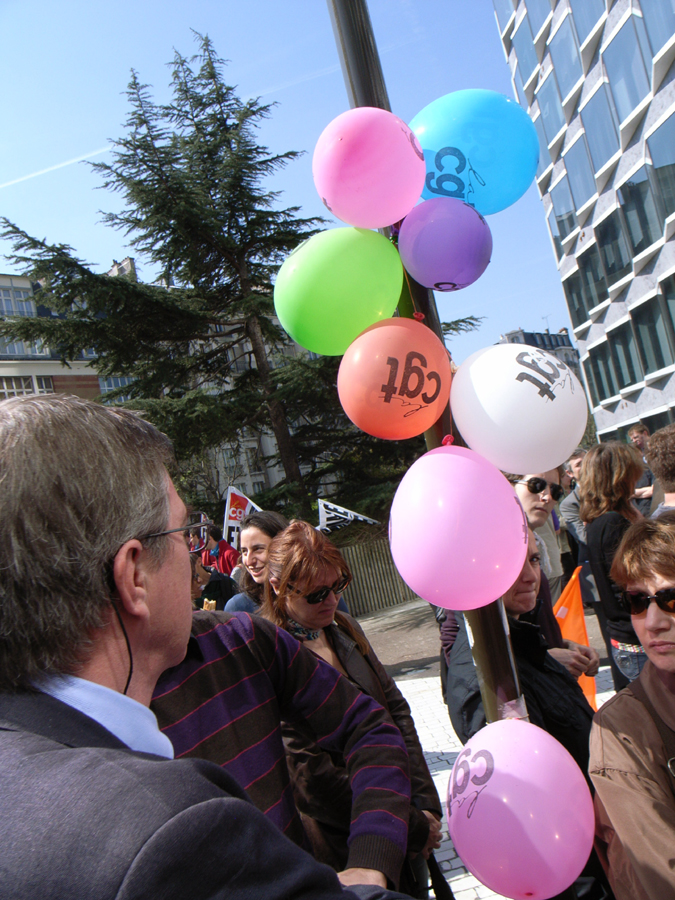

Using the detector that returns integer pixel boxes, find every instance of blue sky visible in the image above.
[0,0,571,364]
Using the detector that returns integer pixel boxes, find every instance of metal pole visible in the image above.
[326,0,526,726]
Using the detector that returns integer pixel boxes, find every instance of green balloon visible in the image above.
[274,227,403,356]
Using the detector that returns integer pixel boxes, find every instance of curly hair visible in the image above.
[610,510,675,587]
[260,520,368,654]
[645,424,675,493]
[578,442,643,524]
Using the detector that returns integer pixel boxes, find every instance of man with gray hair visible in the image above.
[0,394,410,900]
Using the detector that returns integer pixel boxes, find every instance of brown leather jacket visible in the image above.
[282,615,442,870]
[590,660,675,900]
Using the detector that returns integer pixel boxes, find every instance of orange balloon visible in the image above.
[337,317,452,440]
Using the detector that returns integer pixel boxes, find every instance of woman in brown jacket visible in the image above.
[260,520,442,899]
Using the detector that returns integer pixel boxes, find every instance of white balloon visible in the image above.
[451,343,588,474]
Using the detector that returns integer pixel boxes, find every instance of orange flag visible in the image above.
[553,566,597,711]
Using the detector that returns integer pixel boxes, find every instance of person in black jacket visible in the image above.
[581,442,646,688]
[442,529,595,775]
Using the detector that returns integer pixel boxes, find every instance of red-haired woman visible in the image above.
[260,520,442,898]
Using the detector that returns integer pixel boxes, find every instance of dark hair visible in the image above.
[578,442,643,524]
[260,520,368,654]
[628,423,650,437]
[0,394,174,689]
[645,424,675,493]
[237,510,289,602]
[208,524,223,542]
[611,511,675,587]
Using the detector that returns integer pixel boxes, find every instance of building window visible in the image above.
[563,271,589,328]
[639,0,675,57]
[564,136,597,210]
[595,210,632,285]
[647,113,675,219]
[632,297,675,375]
[547,206,564,260]
[533,115,550,176]
[587,341,619,401]
[251,481,266,495]
[568,0,605,45]
[513,68,529,110]
[0,376,35,399]
[578,245,609,311]
[583,358,600,406]
[549,16,583,99]
[550,175,578,240]
[602,18,651,124]
[0,288,36,318]
[493,0,515,33]
[525,0,551,37]
[608,322,643,388]
[581,85,620,172]
[618,165,662,255]
[99,376,134,403]
[512,14,539,84]
[35,376,54,394]
[536,73,566,143]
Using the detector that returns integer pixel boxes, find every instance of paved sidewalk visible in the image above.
[359,599,615,899]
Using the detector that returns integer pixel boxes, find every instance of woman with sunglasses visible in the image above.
[260,521,443,898]
[589,512,675,900]
[580,442,645,689]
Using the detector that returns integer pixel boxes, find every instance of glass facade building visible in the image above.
[495,0,675,441]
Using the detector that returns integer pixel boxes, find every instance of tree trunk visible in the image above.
[246,313,313,520]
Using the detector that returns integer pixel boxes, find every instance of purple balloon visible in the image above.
[398,197,492,291]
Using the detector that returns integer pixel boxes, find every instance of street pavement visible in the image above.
[358,598,615,900]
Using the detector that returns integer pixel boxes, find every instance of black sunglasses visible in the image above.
[294,575,351,605]
[516,477,564,502]
[622,588,675,616]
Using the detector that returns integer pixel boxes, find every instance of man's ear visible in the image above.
[112,539,151,621]
[269,575,280,595]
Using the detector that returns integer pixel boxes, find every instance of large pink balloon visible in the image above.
[313,107,426,229]
[389,446,528,609]
[448,720,594,900]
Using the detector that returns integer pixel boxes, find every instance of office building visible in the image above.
[494,0,675,439]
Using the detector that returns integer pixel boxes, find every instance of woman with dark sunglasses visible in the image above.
[580,442,646,689]
[589,512,675,900]
[260,520,443,898]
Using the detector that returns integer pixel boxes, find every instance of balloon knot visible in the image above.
[413,312,425,321]
[441,434,454,446]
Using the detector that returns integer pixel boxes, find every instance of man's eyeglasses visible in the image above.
[622,588,675,617]
[516,478,564,502]
[141,512,213,553]
[292,575,351,605]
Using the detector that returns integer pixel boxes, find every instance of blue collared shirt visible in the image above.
[39,674,174,758]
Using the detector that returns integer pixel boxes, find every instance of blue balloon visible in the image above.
[409,89,539,215]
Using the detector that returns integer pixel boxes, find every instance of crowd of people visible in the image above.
[1,393,675,900]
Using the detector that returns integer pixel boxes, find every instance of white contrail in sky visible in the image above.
[0,147,110,190]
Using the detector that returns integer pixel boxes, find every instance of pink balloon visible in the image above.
[388,446,528,610]
[448,720,594,900]
[313,107,426,229]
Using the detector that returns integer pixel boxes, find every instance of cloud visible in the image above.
[0,146,110,190]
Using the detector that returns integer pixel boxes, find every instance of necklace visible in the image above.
[287,617,321,641]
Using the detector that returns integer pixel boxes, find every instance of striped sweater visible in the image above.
[151,611,411,886]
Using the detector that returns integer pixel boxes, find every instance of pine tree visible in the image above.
[0,33,482,521]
